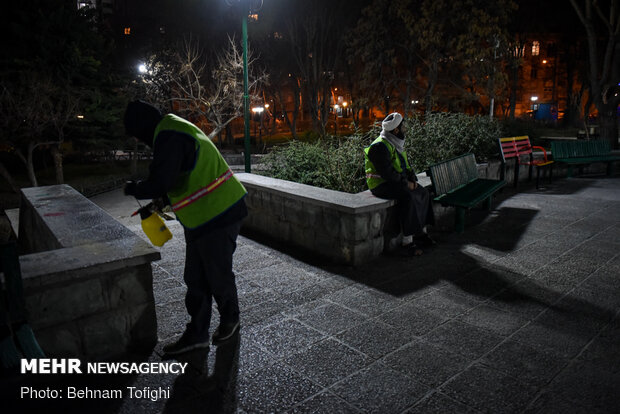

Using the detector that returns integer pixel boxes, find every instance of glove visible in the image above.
[124,181,137,196]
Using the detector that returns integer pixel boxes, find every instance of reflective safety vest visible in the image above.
[364,136,411,190]
[154,114,247,229]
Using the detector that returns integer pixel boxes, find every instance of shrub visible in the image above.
[263,113,502,193]
[405,113,502,171]
[263,128,375,194]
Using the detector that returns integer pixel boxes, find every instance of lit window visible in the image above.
[532,41,540,56]
[77,1,93,10]
[124,27,131,35]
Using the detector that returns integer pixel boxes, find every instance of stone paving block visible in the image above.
[246,318,325,359]
[156,299,190,341]
[330,361,429,414]
[282,338,372,387]
[553,289,618,324]
[242,299,288,327]
[523,391,593,414]
[409,288,481,319]
[423,319,504,360]
[323,284,404,318]
[457,304,529,337]
[480,339,569,387]
[383,339,471,387]
[294,302,367,335]
[510,319,593,358]
[248,263,322,294]
[483,284,558,321]
[448,266,521,300]
[405,392,480,414]
[440,363,538,413]
[237,361,322,413]
[336,319,413,360]
[289,391,362,414]
[543,360,620,413]
[236,280,279,309]
[377,302,448,336]
[576,335,620,374]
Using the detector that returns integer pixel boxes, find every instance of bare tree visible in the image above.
[144,36,268,141]
[569,0,620,147]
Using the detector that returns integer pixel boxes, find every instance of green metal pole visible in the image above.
[242,1,251,173]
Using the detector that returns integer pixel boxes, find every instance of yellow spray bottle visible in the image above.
[136,204,173,247]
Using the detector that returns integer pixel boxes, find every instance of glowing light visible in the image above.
[542,59,547,64]
[138,64,147,74]
[342,102,348,107]
[531,96,538,102]
[76,115,84,119]
[264,104,270,109]
[252,107,264,113]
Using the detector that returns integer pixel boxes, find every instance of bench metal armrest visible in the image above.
[532,146,549,161]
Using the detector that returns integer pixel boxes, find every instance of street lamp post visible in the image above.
[241,0,251,172]
[226,0,252,172]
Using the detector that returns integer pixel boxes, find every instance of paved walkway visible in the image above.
[78,176,620,412]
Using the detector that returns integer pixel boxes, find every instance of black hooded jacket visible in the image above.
[123,101,247,237]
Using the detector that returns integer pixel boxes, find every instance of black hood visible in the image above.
[123,100,163,147]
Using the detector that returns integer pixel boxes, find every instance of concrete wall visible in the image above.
[16,185,160,360]
[238,173,399,266]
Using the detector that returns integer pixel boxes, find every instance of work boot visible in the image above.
[163,331,210,356]
[212,321,240,345]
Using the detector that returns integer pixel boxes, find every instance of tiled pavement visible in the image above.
[19,176,620,413]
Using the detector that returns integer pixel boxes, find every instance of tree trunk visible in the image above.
[16,143,38,187]
[51,145,64,184]
[598,101,619,149]
[425,57,439,115]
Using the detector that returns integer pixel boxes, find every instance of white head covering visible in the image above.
[380,112,405,153]
[382,112,403,132]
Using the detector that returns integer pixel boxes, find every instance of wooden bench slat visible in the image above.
[551,140,620,177]
[428,153,505,233]
[499,135,554,189]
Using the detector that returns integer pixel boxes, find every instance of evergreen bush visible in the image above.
[263,113,502,193]
[405,113,502,172]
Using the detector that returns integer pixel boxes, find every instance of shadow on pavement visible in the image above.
[163,333,240,413]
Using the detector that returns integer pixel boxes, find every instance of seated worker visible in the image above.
[364,112,435,256]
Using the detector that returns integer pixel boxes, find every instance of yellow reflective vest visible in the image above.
[154,114,247,229]
[364,136,411,190]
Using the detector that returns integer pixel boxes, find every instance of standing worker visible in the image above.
[364,112,435,256]
[123,100,247,355]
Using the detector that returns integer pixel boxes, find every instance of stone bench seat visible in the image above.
[14,185,160,359]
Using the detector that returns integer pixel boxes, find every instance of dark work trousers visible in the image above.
[371,181,435,237]
[183,221,242,341]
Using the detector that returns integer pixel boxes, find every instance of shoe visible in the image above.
[414,234,436,247]
[212,321,240,345]
[163,332,210,356]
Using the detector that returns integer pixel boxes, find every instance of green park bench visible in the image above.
[427,153,506,233]
[499,135,554,189]
[551,140,620,177]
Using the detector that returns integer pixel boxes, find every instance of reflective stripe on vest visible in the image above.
[171,168,234,212]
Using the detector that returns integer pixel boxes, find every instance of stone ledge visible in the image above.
[237,173,395,214]
[20,238,160,289]
[15,184,160,359]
